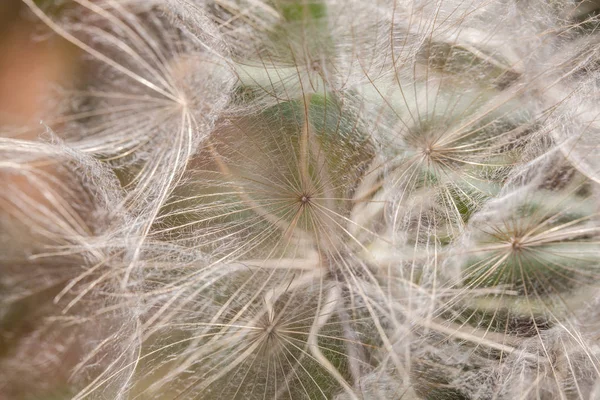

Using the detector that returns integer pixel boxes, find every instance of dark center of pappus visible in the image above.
[509,237,523,251]
[265,324,275,337]
[310,60,322,72]
[300,195,311,204]
[422,143,440,160]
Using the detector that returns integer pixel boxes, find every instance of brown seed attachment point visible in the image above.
[510,237,522,251]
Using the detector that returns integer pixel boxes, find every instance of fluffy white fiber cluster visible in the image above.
[2,0,600,399]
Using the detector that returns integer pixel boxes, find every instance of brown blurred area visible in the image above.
[0,4,84,398]
[0,0,77,134]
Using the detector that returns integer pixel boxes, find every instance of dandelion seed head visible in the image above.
[5,0,600,398]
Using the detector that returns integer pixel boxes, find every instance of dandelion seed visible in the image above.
[4,0,600,399]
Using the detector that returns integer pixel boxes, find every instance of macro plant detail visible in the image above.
[2,0,600,399]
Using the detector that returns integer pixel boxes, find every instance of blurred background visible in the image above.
[0,3,83,398]
[0,0,78,136]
